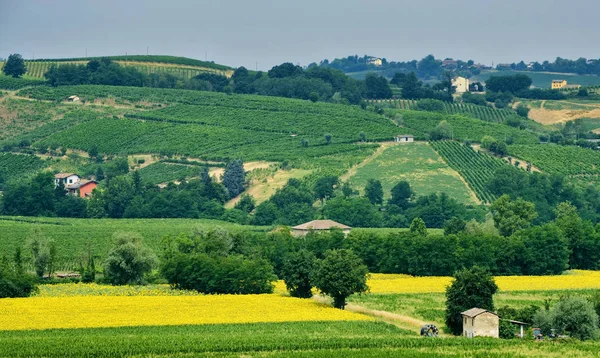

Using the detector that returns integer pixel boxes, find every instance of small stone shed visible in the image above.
[461,308,499,338]
[395,135,414,143]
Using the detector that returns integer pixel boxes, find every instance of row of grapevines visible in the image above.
[127,104,401,140]
[36,117,370,162]
[430,141,506,203]
[509,144,600,176]
[401,111,539,144]
[0,153,50,184]
[0,75,46,90]
[18,85,393,119]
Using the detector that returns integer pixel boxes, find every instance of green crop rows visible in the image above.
[401,111,539,144]
[18,85,396,163]
[0,75,46,90]
[371,99,515,123]
[0,216,267,271]
[509,144,600,177]
[442,102,515,123]
[2,320,600,357]
[20,59,229,79]
[0,153,50,182]
[127,103,400,140]
[138,162,202,185]
[430,141,506,204]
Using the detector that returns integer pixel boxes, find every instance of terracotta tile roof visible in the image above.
[292,220,351,230]
[66,179,96,190]
[461,308,497,318]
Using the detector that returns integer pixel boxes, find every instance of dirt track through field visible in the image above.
[340,142,395,182]
[311,295,431,334]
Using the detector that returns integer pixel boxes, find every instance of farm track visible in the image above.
[340,142,395,182]
[311,295,439,335]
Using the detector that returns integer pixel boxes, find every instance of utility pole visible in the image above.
[85,48,87,57]
[147,46,149,55]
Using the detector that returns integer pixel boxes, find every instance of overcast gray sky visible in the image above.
[1,0,598,70]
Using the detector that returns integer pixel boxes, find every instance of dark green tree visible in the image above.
[281,249,316,298]
[444,217,466,235]
[234,194,256,213]
[2,54,27,78]
[222,159,245,198]
[409,217,427,236]
[389,181,413,209]
[364,179,383,205]
[445,266,498,335]
[312,249,369,309]
[103,233,157,285]
[491,195,537,236]
[314,176,338,204]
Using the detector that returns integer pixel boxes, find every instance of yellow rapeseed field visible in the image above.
[0,295,372,331]
[368,270,600,294]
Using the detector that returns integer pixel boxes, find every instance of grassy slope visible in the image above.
[347,142,477,204]
[1,56,233,80]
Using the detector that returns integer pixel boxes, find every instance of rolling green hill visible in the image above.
[0,55,233,80]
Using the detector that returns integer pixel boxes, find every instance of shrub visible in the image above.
[552,296,599,340]
[103,233,158,285]
[416,99,445,112]
[0,268,37,298]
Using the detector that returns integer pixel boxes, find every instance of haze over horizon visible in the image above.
[1,0,598,71]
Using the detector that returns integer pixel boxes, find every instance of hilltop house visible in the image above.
[55,173,80,187]
[461,308,499,338]
[452,76,470,93]
[552,80,581,90]
[552,80,567,89]
[442,59,458,68]
[67,95,80,102]
[367,57,383,67]
[54,173,97,198]
[292,220,351,237]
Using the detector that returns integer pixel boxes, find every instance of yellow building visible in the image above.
[552,80,567,89]
[367,57,383,67]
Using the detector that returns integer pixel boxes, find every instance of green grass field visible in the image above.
[347,142,477,204]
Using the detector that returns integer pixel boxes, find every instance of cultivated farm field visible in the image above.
[431,141,506,203]
[2,273,600,357]
[347,142,478,204]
